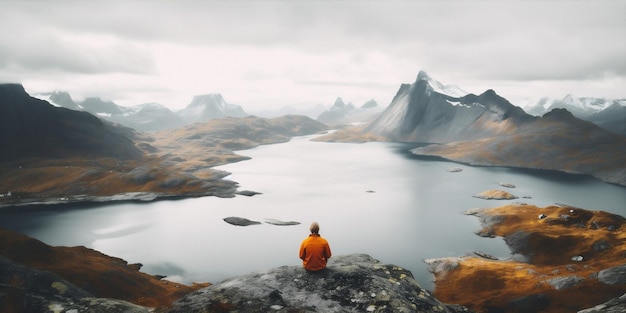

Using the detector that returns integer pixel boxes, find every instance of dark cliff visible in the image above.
[0,84,142,161]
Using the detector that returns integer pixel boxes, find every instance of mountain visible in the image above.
[177,94,247,123]
[524,95,626,135]
[320,71,626,186]
[524,94,624,117]
[0,85,326,205]
[37,90,81,110]
[587,103,626,135]
[316,97,384,126]
[109,102,187,132]
[365,71,533,143]
[0,84,143,161]
[35,92,187,132]
[248,103,327,119]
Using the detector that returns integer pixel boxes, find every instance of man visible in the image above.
[299,222,332,271]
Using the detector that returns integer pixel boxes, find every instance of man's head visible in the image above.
[310,222,320,234]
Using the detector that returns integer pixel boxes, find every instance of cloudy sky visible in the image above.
[1,0,624,111]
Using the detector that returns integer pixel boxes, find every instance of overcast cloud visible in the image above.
[0,0,624,111]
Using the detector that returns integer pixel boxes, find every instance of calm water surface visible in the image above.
[1,134,624,290]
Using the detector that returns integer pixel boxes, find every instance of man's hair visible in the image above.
[310,222,320,234]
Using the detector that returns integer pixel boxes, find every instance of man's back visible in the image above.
[299,233,331,271]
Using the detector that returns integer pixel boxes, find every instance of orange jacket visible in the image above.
[299,234,331,271]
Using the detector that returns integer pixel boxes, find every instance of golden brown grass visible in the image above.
[0,228,208,309]
[432,204,626,313]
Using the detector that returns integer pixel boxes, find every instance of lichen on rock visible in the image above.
[169,254,473,313]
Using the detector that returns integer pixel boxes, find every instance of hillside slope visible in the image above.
[0,84,327,206]
[0,84,143,161]
[318,71,626,185]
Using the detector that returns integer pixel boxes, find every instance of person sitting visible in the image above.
[299,222,332,271]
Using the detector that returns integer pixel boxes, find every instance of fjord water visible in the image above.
[1,134,624,290]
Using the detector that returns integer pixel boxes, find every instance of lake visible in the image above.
[1,134,624,290]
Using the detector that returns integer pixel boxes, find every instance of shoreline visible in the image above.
[427,203,626,313]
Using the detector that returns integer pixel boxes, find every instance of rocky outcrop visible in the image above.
[169,254,473,313]
[0,228,207,309]
[0,255,150,313]
[428,204,626,313]
[578,293,626,313]
[223,216,261,226]
[472,189,518,200]
[1,232,473,313]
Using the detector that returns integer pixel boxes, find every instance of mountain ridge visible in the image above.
[524,94,626,135]
[320,71,626,186]
[0,83,327,206]
[0,84,143,161]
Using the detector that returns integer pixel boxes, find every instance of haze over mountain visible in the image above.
[35,91,248,131]
[176,94,247,124]
[1,85,142,161]
[316,97,383,126]
[321,71,626,186]
[1,83,326,206]
[524,95,626,135]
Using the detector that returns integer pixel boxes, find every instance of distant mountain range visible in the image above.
[35,91,248,132]
[0,84,143,161]
[322,71,626,186]
[524,95,626,135]
[0,83,327,205]
[316,97,383,126]
[35,90,385,132]
[177,94,247,124]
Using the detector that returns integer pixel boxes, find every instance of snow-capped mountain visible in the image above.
[524,95,626,135]
[177,94,247,124]
[356,70,626,185]
[34,92,187,131]
[365,71,531,143]
[524,95,625,117]
[417,71,468,98]
[36,91,81,111]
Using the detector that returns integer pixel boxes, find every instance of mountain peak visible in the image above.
[332,97,347,108]
[189,94,226,107]
[413,71,468,98]
[178,93,246,123]
[0,83,28,97]
[543,108,576,120]
[416,70,431,81]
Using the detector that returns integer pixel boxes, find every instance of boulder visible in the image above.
[506,293,550,313]
[169,254,473,313]
[545,275,585,290]
[264,218,301,226]
[223,216,261,226]
[598,264,626,285]
[578,293,626,313]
